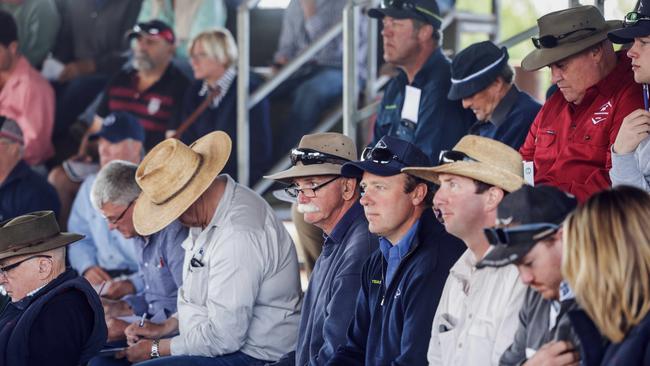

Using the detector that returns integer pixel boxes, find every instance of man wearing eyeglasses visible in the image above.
[519,5,643,202]
[473,185,581,366]
[326,136,465,365]
[367,0,475,163]
[608,0,650,192]
[264,132,378,366]
[68,112,145,297]
[87,160,185,350]
[0,211,107,366]
[403,135,527,365]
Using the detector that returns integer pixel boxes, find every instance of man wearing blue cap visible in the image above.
[68,112,144,295]
[367,0,474,163]
[608,0,650,192]
[449,41,540,149]
[326,136,465,365]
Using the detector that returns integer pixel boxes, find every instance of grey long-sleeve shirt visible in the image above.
[610,138,650,191]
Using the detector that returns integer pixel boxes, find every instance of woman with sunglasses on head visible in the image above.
[608,2,650,192]
[562,186,650,365]
[179,28,272,185]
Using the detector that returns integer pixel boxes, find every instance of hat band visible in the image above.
[451,52,507,84]
[2,232,61,253]
[150,154,205,206]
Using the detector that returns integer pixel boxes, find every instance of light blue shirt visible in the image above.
[379,219,420,288]
[67,174,141,289]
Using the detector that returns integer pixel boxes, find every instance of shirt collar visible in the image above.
[199,67,237,99]
[379,219,420,262]
[0,161,30,188]
[324,201,364,245]
[489,85,519,127]
[397,47,446,87]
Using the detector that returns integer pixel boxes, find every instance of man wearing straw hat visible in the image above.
[0,211,107,365]
[265,132,378,366]
[125,131,301,365]
[448,41,540,149]
[403,135,527,365]
[327,136,465,365]
[607,0,650,191]
[519,5,643,202]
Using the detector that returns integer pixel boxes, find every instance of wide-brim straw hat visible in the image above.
[521,5,622,71]
[264,132,356,183]
[0,211,83,261]
[133,131,231,236]
[402,135,525,193]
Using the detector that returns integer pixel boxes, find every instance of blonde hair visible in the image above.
[562,186,650,342]
[188,28,238,67]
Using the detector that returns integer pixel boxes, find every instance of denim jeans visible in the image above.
[89,351,269,366]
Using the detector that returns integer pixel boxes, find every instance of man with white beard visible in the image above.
[265,132,379,366]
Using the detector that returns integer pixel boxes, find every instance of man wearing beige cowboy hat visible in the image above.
[519,5,643,202]
[123,131,301,365]
[265,132,378,366]
[403,135,527,365]
[0,211,107,366]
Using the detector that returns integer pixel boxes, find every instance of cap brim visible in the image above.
[272,189,297,204]
[341,160,403,178]
[522,21,622,71]
[476,243,534,269]
[368,7,413,20]
[608,24,650,44]
[403,162,524,193]
[264,163,343,183]
[133,132,232,236]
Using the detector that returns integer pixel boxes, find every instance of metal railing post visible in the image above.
[365,0,379,106]
[237,3,252,186]
[343,3,359,139]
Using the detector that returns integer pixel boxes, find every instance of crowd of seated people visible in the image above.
[3,0,650,365]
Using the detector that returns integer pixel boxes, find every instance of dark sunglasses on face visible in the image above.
[483,223,560,246]
[381,0,442,23]
[290,148,350,166]
[438,150,479,165]
[361,146,405,165]
[0,255,52,277]
[285,176,340,198]
[532,27,597,49]
[624,11,650,27]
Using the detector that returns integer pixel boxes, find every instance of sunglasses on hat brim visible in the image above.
[624,11,650,27]
[361,146,405,165]
[483,222,560,246]
[532,27,597,49]
[438,150,479,165]
[290,148,350,166]
[380,0,442,24]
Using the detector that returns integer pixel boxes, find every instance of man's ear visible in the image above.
[411,182,428,206]
[484,186,504,211]
[417,24,434,42]
[342,177,357,201]
[37,258,53,279]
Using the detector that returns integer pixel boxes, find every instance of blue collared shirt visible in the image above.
[0,161,60,222]
[379,219,420,288]
[122,220,187,322]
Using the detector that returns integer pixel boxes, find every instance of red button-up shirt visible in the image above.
[520,51,643,202]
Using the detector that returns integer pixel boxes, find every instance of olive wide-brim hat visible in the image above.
[0,211,83,261]
[521,5,622,71]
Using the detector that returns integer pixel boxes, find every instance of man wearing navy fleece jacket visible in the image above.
[326,136,465,365]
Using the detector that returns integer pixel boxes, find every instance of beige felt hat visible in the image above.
[133,131,232,236]
[521,5,622,71]
[264,132,356,183]
[402,135,525,193]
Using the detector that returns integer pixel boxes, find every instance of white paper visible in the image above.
[523,161,535,186]
[117,315,143,324]
[401,85,421,124]
[41,57,65,81]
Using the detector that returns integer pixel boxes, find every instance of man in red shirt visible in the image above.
[520,5,643,201]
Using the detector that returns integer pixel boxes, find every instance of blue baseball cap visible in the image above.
[608,0,650,44]
[89,111,145,143]
[341,136,430,178]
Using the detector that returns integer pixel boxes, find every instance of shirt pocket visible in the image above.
[183,266,208,305]
[535,130,557,148]
[437,326,458,365]
[465,316,497,363]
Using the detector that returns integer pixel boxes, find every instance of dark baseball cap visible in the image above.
[368,0,442,29]
[89,111,145,144]
[608,0,650,44]
[127,19,175,44]
[0,10,17,47]
[0,116,23,145]
[448,41,510,100]
[341,136,430,178]
[476,185,577,269]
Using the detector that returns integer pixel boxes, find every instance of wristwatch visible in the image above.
[150,339,160,359]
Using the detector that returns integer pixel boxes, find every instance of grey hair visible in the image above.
[90,160,141,210]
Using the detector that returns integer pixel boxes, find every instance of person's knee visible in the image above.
[48,166,76,195]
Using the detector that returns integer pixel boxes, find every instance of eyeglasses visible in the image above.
[285,176,340,198]
[290,148,350,166]
[381,0,442,24]
[361,146,405,165]
[106,201,134,225]
[438,150,479,165]
[624,11,650,27]
[0,255,52,277]
[532,28,597,49]
[483,223,560,246]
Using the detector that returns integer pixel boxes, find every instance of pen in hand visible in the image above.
[139,313,147,328]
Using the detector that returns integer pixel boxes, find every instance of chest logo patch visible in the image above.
[394,287,401,300]
[591,101,612,125]
[148,98,162,115]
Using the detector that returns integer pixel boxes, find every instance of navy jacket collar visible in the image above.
[0,161,30,189]
[323,201,365,255]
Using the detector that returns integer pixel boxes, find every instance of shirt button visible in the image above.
[145,285,150,290]
[144,263,149,267]
[468,313,473,319]
[149,304,153,308]
[458,343,462,349]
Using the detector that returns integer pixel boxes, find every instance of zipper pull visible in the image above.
[381,297,385,306]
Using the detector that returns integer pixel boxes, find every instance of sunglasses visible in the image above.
[624,11,650,27]
[438,150,479,165]
[0,255,52,277]
[483,223,560,246]
[290,148,350,166]
[532,28,597,49]
[381,0,442,24]
[285,176,340,198]
[361,146,405,165]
